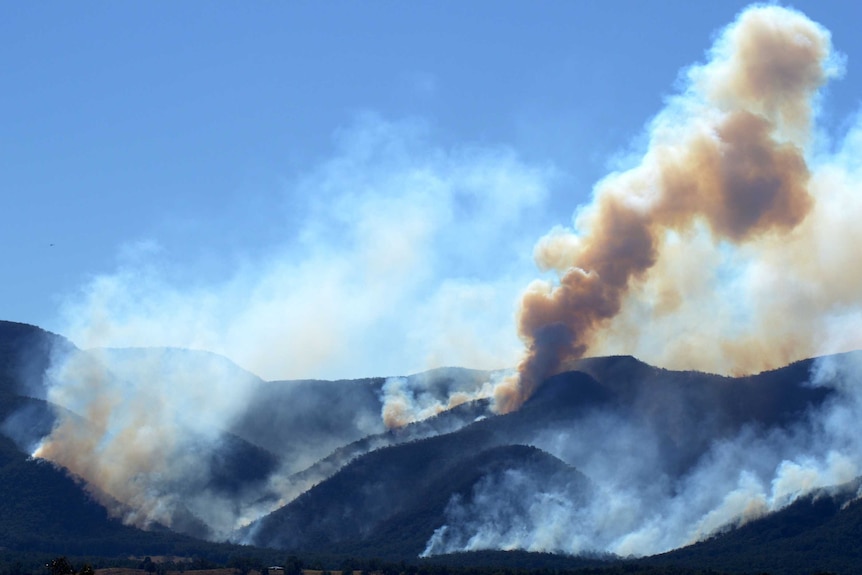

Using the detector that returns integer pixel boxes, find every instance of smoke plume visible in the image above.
[495,5,847,413]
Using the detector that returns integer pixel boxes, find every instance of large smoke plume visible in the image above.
[494,5,848,413]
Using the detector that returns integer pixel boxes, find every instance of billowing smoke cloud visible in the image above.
[424,352,862,558]
[31,117,553,535]
[495,5,848,413]
[56,116,550,382]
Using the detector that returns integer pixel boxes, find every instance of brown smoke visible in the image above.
[495,6,837,413]
[33,347,263,536]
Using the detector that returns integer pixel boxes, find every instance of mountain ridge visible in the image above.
[3,320,862,575]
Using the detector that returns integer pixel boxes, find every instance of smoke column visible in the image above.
[494,5,844,413]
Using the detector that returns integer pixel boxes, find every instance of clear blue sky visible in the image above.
[3,1,860,378]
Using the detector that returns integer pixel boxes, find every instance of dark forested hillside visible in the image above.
[0,321,69,399]
[0,427,228,557]
[230,367,496,471]
[249,443,589,560]
[644,479,862,574]
[3,320,862,575]
[246,358,842,563]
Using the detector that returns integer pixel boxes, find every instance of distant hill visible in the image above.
[0,322,69,455]
[246,358,839,563]
[231,366,496,473]
[0,320,69,399]
[248,443,589,560]
[230,377,386,472]
[0,321,500,552]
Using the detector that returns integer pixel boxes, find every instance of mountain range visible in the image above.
[2,319,862,575]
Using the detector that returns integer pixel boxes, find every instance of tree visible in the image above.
[47,558,73,575]
[284,556,303,575]
[340,559,357,575]
[228,555,263,575]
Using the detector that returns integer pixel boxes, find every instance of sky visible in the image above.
[3,1,862,380]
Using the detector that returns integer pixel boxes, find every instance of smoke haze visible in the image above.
[15,2,862,559]
[55,117,550,383]
[425,352,862,558]
[32,347,268,537]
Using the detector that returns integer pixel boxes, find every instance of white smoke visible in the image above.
[57,115,552,382]
[33,114,556,537]
[32,346,265,538]
[380,369,507,429]
[423,352,862,558]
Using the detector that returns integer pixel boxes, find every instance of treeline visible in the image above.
[0,551,769,575]
[0,542,848,575]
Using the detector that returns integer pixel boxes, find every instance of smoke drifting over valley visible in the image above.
[8,1,862,564]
